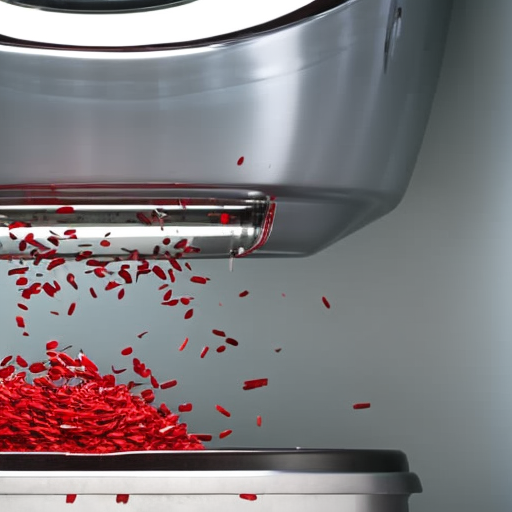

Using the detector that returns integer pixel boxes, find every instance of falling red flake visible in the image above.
[150,375,160,389]
[0,356,12,366]
[200,346,209,359]
[243,378,268,390]
[17,303,29,311]
[184,309,194,320]
[28,362,46,373]
[42,282,59,298]
[220,213,230,225]
[137,331,148,339]
[47,235,60,247]
[111,366,127,375]
[67,302,76,316]
[89,287,98,299]
[56,206,74,214]
[118,268,133,284]
[174,239,188,250]
[162,237,171,245]
[15,316,25,329]
[256,415,262,427]
[22,332,29,337]
[322,296,331,309]
[105,281,121,291]
[152,265,167,280]
[184,262,192,271]
[169,258,182,272]
[66,273,78,290]
[121,347,133,356]
[237,156,245,166]
[160,379,178,390]
[158,284,169,291]
[168,269,176,283]
[116,494,129,504]
[15,355,28,368]
[162,299,179,307]
[100,239,111,247]
[8,267,28,276]
[215,404,231,418]
[179,337,189,351]
[239,290,249,298]
[47,257,66,271]
[163,289,173,302]
[136,212,152,225]
[239,494,257,501]
[8,221,31,230]
[15,277,28,286]
[50,311,60,316]
[190,276,208,284]
[140,389,155,403]
[219,429,233,439]
[353,402,371,410]
[64,229,76,237]
[212,329,226,338]
[75,250,93,262]
[216,346,226,353]
[195,434,213,442]
[274,348,282,353]
[178,403,193,413]
[21,282,42,300]
[46,340,59,350]
[118,289,125,300]
[225,338,239,347]
[66,494,77,504]
[180,297,193,306]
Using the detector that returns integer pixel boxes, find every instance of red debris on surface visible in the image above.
[66,494,77,503]
[116,494,130,504]
[239,494,257,501]
[243,378,268,390]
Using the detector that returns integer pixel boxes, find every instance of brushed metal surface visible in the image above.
[0,0,453,256]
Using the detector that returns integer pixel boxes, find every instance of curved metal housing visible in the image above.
[0,0,453,257]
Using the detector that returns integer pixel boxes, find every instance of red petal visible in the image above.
[121,347,133,356]
[184,309,194,320]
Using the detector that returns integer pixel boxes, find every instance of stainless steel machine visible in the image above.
[0,0,453,510]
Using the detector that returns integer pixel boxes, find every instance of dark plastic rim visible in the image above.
[0,449,410,472]
[0,0,350,52]
[4,0,194,13]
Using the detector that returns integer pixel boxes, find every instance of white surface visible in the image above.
[0,1,510,512]
[0,0,313,46]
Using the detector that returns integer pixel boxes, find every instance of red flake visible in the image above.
[93,267,108,278]
[15,316,25,329]
[18,240,27,251]
[219,429,232,439]
[105,281,121,291]
[239,290,249,298]
[225,338,239,347]
[257,415,262,427]
[150,375,160,389]
[184,309,194,320]
[21,282,42,299]
[47,258,66,271]
[22,331,29,337]
[212,329,226,338]
[43,282,59,298]
[169,258,182,272]
[180,297,193,306]
[162,237,171,245]
[15,276,28,286]
[237,156,245,166]
[216,346,226,353]
[29,362,46,373]
[200,346,209,359]
[136,212,152,225]
[220,213,230,224]
[89,287,98,298]
[111,366,127,375]
[50,311,60,316]
[0,366,15,378]
[0,356,12,366]
[322,296,331,309]
[239,494,257,501]
[117,288,125,300]
[274,348,282,353]
[16,355,28,368]
[243,378,268,390]
[158,284,169,291]
[163,289,173,302]
[215,404,231,418]
[17,303,29,311]
[141,389,155,403]
[100,239,110,247]
[137,331,148,339]
[118,268,133,284]
[56,206,74,214]
[168,269,176,283]
[79,352,99,372]
[8,221,31,230]
[66,273,78,290]
[47,235,60,247]
[75,250,93,262]
[184,262,192,271]
[190,276,208,285]
[8,232,17,240]
[66,494,77,504]
[46,340,59,350]
[195,434,213,442]
[353,402,371,410]
[162,299,179,307]
[160,379,177,390]
[174,239,188,250]
[178,403,193,413]
[153,245,161,256]
[64,229,76,236]
[116,494,129,504]
[121,347,133,356]
[8,267,28,276]
[179,337,189,351]
[67,302,76,316]
[152,265,167,280]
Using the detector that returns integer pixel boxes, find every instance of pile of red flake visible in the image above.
[0,348,204,453]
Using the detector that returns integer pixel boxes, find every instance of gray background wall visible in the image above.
[0,1,510,510]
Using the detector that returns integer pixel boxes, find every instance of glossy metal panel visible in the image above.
[0,0,453,256]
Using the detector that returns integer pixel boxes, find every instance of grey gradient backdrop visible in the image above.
[0,1,510,510]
